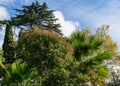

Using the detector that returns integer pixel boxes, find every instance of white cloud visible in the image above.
[0,40,3,49]
[0,6,10,20]
[69,0,120,50]
[0,27,5,49]
[54,11,79,37]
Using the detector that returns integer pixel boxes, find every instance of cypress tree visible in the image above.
[2,22,15,64]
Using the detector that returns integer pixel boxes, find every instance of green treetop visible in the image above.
[11,1,62,35]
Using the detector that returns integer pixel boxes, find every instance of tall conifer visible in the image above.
[11,1,62,35]
[2,22,15,64]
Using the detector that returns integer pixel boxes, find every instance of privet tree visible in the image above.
[2,22,15,64]
[11,1,62,35]
[16,27,73,85]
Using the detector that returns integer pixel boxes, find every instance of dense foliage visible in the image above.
[17,28,73,68]
[2,23,16,64]
[0,1,119,86]
[69,29,112,86]
[15,28,73,85]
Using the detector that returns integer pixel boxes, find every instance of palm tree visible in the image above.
[69,29,112,86]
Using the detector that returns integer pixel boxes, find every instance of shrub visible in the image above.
[17,27,73,70]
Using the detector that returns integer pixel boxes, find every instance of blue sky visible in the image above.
[0,0,120,50]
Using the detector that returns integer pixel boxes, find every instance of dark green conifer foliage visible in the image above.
[40,2,61,34]
[2,23,15,64]
[11,1,62,35]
